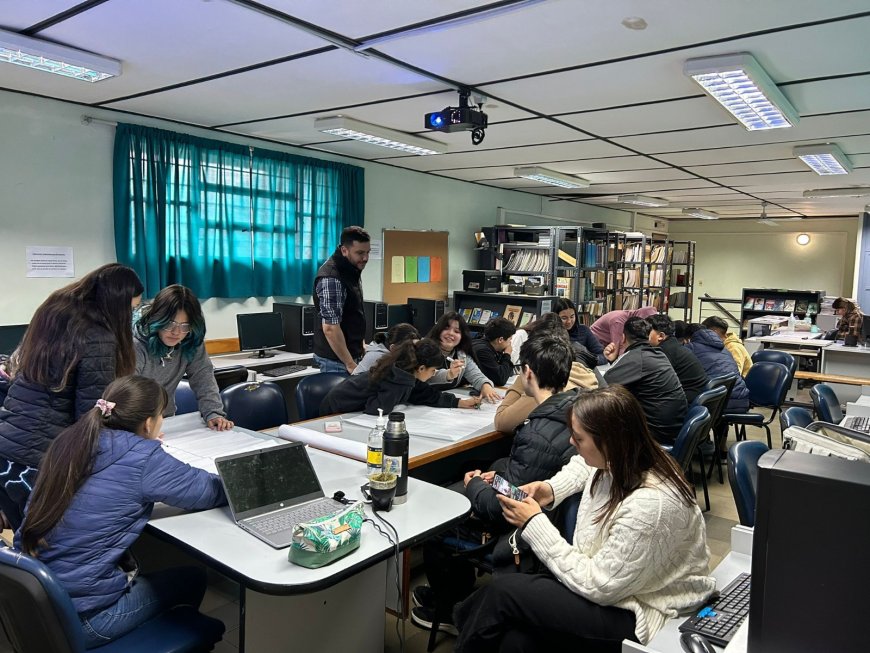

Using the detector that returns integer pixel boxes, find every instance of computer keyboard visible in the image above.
[260,364,307,377]
[843,415,870,433]
[679,573,751,647]
[247,498,342,535]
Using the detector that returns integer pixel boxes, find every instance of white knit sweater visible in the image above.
[522,455,716,644]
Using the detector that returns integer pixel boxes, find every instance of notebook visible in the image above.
[215,442,344,548]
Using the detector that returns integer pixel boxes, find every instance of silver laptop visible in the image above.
[215,442,344,549]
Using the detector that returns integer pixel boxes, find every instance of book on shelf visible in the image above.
[518,312,535,327]
[764,299,776,310]
[670,291,687,308]
[807,302,819,315]
[744,297,756,309]
[649,244,667,263]
[504,305,522,325]
[555,276,573,298]
[557,249,577,266]
[772,299,785,311]
[795,300,809,314]
[783,299,796,312]
[672,250,689,264]
[460,308,473,322]
[479,309,493,325]
[753,298,765,310]
[470,307,483,324]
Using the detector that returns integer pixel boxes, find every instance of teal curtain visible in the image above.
[113,123,364,298]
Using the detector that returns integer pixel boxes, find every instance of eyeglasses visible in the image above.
[162,320,191,334]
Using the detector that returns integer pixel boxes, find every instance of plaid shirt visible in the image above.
[315,277,346,325]
[837,310,863,339]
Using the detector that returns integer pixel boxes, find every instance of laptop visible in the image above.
[215,442,345,549]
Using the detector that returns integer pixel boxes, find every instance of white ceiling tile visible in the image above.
[0,1,79,30]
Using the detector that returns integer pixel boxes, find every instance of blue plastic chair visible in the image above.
[174,380,198,416]
[779,406,813,433]
[0,546,224,652]
[666,405,713,511]
[220,381,288,431]
[727,440,769,527]
[295,373,346,421]
[810,383,843,424]
[723,361,790,448]
[751,349,796,384]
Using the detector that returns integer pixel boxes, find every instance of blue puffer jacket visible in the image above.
[15,429,226,614]
[685,329,750,413]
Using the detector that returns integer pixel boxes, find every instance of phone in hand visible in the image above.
[492,474,528,501]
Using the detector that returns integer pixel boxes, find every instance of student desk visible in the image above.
[146,417,470,653]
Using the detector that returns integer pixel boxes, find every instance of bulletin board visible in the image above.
[382,229,449,305]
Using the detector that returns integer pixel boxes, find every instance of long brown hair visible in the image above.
[569,385,694,524]
[12,263,143,389]
[369,338,444,383]
[19,376,168,556]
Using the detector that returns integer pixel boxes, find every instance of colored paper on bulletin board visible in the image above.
[391,256,405,283]
[405,256,418,283]
[430,257,442,282]
[418,256,431,283]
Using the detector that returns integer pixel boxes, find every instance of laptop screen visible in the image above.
[216,443,323,519]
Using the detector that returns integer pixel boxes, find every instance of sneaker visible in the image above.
[410,606,458,636]
[412,585,435,609]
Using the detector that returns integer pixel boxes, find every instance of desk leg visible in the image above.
[243,561,387,653]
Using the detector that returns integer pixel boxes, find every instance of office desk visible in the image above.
[622,526,753,653]
[148,415,470,653]
[819,343,870,403]
[210,349,313,372]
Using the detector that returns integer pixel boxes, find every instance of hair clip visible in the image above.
[95,398,116,417]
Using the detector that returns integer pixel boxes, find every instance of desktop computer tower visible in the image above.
[408,298,446,335]
[363,301,389,342]
[272,301,316,354]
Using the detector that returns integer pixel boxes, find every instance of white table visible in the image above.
[819,343,870,403]
[148,416,470,653]
[210,349,313,373]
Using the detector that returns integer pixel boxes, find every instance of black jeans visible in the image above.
[454,573,638,653]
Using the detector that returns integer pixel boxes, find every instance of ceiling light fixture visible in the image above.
[802,187,870,198]
[315,116,447,156]
[684,52,798,130]
[796,233,811,246]
[682,208,719,220]
[514,167,590,189]
[0,28,121,82]
[621,17,648,30]
[793,144,853,175]
[618,194,669,207]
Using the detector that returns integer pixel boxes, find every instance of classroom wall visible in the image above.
[0,90,641,338]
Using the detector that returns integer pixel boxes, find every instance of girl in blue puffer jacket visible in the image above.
[16,376,226,649]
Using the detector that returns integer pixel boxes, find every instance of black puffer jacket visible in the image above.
[465,388,579,525]
[0,326,117,468]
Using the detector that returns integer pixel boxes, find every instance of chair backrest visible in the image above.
[744,361,791,408]
[669,405,713,472]
[727,440,769,526]
[295,373,347,421]
[810,383,844,423]
[174,379,198,415]
[0,546,83,653]
[690,385,728,432]
[220,381,288,431]
[751,349,796,384]
[779,406,814,432]
[212,365,249,391]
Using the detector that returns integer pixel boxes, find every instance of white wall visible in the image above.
[0,90,640,338]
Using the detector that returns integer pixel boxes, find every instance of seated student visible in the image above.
[471,318,516,387]
[16,376,226,649]
[552,297,606,366]
[427,313,501,403]
[411,335,585,634]
[701,316,753,377]
[135,285,232,430]
[674,319,691,344]
[590,306,658,356]
[646,314,708,404]
[508,313,562,366]
[320,338,481,416]
[352,322,418,376]
[832,297,863,341]
[453,386,715,652]
[603,317,687,445]
[685,325,750,413]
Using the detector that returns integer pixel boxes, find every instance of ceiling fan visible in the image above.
[756,202,802,226]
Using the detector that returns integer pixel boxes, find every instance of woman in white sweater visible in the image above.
[453,385,715,652]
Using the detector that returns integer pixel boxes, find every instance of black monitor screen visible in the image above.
[236,312,284,357]
[749,450,870,652]
[0,324,28,356]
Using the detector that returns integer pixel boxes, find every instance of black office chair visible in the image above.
[751,349,796,383]
[0,546,224,653]
[665,405,713,511]
[723,361,791,449]
[220,381,288,431]
[174,379,198,416]
[699,374,738,483]
[779,406,814,433]
[810,383,844,424]
[727,440,769,527]
[295,373,346,421]
[212,365,249,391]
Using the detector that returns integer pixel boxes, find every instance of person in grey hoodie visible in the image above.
[352,323,418,376]
[426,312,500,403]
[134,285,232,430]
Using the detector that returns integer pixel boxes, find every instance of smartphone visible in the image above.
[492,474,528,501]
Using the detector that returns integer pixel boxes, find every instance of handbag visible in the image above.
[288,502,365,568]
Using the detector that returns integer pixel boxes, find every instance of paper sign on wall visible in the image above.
[26,246,74,278]
[368,239,383,260]
[430,257,442,282]
[405,256,418,283]
[391,256,405,283]
[418,256,431,283]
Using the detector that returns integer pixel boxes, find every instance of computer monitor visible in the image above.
[0,324,28,356]
[749,449,870,652]
[236,312,285,358]
[861,313,870,343]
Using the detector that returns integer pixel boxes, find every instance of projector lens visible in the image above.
[427,113,443,128]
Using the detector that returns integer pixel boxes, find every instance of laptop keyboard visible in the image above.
[843,415,870,433]
[247,498,342,535]
[679,573,751,647]
[261,364,307,377]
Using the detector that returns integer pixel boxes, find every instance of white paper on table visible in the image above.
[161,416,282,472]
[277,424,367,461]
[342,400,500,442]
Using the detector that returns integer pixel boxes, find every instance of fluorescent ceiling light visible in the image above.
[0,28,120,82]
[514,167,590,189]
[315,116,446,156]
[794,144,852,175]
[802,187,870,198]
[682,208,719,220]
[684,52,798,130]
[618,194,669,207]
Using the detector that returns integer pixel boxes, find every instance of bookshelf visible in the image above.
[739,288,826,337]
[577,228,620,324]
[667,240,695,321]
[453,291,559,334]
[616,234,669,312]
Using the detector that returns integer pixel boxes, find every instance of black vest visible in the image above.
[313,251,366,361]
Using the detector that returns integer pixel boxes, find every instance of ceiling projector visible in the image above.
[424,89,488,145]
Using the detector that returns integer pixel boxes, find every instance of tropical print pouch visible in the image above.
[288,502,365,568]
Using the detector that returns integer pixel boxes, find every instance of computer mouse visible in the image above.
[680,632,716,653]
